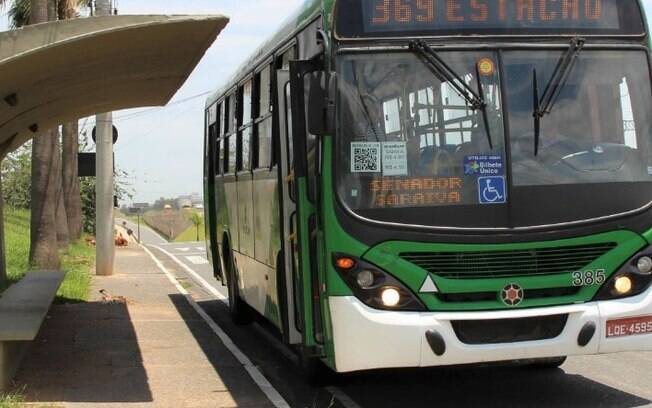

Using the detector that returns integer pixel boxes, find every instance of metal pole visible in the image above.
[95,0,114,276]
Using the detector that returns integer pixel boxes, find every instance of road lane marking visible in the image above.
[176,247,190,252]
[186,255,209,265]
[196,246,204,251]
[148,244,362,408]
[149,245,226,301]
[141,244,290,408]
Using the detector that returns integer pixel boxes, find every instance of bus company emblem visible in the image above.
[501,283,524,306]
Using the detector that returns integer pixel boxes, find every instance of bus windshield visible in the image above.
[337,51,506,211]
[505,50,652,186]
[337,49,652,227]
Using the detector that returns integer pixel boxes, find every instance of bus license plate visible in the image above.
[606,315,652,338]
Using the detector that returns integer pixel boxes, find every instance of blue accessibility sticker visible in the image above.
[464,155,504,176]
[478,176,507,205]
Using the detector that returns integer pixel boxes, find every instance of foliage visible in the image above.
[1,143,32,209]
[56,236,94,303]
[2,207,30,291]
[188,211,203,242]
[80,169,134,236]
[2,207,93,301]
[0,0,88,27]
[0,388,25,408]
[79,177,96,235]
[175,211,205,243]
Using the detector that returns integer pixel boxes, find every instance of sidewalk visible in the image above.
[13,244,275,408]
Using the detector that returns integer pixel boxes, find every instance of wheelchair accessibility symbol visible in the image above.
[478,176,506,204]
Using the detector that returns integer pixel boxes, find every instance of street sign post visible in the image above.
[129,203,149,243]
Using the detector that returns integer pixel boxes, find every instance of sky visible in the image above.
[2,0,652,205]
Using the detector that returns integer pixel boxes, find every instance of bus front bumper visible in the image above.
[328,286,652,373]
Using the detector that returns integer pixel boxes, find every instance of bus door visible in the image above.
[287,59,327,355]
[276,69,303,346]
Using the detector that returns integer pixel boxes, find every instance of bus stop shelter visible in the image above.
[0,14,228,389]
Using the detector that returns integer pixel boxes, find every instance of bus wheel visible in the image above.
[225,248,253,325]
[528,357,567,369]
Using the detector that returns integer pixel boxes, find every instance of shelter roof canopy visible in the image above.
[0,15,228,156]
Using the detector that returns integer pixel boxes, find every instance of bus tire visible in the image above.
[528,356,567,369]
[225,245,253,325]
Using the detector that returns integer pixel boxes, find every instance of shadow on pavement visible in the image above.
[337,364,651,408]
[13,301,153,404]
[167,294,276,408]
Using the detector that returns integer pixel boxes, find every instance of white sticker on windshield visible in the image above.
[382,142,408,176]
[351,142,381,173]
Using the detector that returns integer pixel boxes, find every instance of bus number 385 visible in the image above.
[572,270,607,287]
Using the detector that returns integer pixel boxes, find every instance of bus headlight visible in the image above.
[594,246,652,301]
[380,287,401,307]
[637,256,652,274]
[333,253,426,311]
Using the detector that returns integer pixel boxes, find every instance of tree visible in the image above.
[1,143,31,209]
[188,212,203,242]
[62,122,82,240]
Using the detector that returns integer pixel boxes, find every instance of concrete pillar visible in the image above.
[94,0,114,276]
[95,112,114,276]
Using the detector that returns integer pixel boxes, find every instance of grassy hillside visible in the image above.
[2,208,94,302]
[174,223,206,242]
[4,207,30,288]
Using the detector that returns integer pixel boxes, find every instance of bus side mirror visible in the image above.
[307,72,336,136]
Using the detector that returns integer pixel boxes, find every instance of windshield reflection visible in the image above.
[337,51,505,211]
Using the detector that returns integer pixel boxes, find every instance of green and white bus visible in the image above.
[204,0,652,373]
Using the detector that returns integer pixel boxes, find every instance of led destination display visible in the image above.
[336,0,644,37]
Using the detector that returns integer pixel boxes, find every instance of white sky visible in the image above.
[2,0,652,204]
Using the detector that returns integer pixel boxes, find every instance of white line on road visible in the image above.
[149,244,226,300]
[176,247,190,252]
[196,246,205,251]
[148,244,363,408]
[185,255,209,265]
[141,244,291,408]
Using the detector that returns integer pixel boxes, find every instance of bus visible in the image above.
[204,0,652,374]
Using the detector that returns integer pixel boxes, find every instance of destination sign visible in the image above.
[370,177,463,207]
[336,0,644,37]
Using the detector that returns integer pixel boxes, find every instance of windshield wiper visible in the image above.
[532,37,585,156]
[409,40,493,149]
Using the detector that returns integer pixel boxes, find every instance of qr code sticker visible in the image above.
[351,142,381,173]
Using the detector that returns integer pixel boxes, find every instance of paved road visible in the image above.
[122,219,652,408]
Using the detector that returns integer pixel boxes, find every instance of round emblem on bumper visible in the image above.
[501,283,524,306]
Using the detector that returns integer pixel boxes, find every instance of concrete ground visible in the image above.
[12,244,275,408]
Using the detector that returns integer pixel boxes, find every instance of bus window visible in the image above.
[227,135,237,174]
[238,81,253,171]
[219,138,225,176]
[223,96,230,136]
[284,82,294,167]
[505,50,652,186]
[213,103,222,176]
[256,65,273,168]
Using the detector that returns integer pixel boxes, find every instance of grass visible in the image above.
[0,389,24,408]
[174,224,205,242]
[2,208,94,303]
[3,207,30,290]
[56,238,94,303]
[174,208,205,243]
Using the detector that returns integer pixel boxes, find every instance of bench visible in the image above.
[0,271,65,391]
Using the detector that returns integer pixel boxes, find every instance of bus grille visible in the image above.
[400,243,617,280]
[451,314,569,345]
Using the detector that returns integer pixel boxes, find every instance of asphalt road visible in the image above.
[121,218,652,408]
